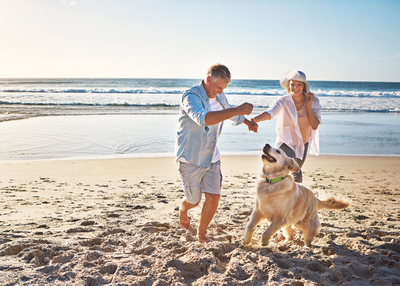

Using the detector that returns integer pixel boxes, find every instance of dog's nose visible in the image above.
[263,144,271,153]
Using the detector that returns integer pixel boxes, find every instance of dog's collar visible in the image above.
[265,175,288,184]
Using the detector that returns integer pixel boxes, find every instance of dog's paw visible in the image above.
[304,241,317,250]
[261,238,270,247]
[243,232,252,245]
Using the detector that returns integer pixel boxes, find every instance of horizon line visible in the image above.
[0,77,399,83]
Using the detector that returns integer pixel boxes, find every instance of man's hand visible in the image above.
[244,118,258,133]
[235,102,253,116]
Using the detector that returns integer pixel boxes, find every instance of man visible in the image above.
[175,63,258,243]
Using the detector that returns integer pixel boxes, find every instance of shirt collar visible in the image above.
[199,81,210,101]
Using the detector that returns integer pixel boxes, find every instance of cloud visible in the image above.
[391,52,400,59]
[60,0,77,7]
[375,52,400,61]
[344,55,362,58]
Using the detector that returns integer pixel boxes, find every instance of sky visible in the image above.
[0,0,399,81]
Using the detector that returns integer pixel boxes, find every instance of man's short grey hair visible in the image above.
[206,64,231,83]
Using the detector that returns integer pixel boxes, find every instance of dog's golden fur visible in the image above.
[243,144,349,247]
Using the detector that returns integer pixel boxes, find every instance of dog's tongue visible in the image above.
[263,152,276,163]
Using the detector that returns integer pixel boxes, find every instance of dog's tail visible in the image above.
[318,197,350,210]
[317,189,350,210]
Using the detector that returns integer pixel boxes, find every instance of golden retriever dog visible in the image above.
[243,144,349,247]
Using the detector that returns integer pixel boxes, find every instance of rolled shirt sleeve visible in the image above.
[266,96,285,119]
[181,92,208,128]
[311,96,322,124]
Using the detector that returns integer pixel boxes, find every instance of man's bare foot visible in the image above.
[198,234,213,244]
[179,206,190,229]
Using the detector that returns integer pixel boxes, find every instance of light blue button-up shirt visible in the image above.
[175,81,245,167]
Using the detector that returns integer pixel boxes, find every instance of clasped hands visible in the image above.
[236,102,258,133]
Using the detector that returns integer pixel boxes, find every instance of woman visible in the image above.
[251,70,322,182]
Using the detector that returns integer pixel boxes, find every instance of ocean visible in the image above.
[0,78,399,161]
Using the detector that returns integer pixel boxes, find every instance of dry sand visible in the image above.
[0,155,399,286]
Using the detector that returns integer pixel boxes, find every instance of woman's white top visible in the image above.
[266,93,322,160]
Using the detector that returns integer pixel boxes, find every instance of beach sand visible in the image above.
[0,155,399,285]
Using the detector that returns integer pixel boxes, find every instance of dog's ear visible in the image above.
[287,158,300,173]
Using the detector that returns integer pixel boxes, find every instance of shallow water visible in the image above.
[0,112,399,161]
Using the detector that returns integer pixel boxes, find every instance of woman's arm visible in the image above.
[252,96,284,123]
[251,111,271,123]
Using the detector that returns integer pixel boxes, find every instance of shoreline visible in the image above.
[0,152,400,164]
[1,152,399,163]
[0,153,400,171]
[0,154,399,285]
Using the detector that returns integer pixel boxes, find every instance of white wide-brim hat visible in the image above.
[279,69,310,93]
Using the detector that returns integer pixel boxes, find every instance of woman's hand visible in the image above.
[306,92,315,108]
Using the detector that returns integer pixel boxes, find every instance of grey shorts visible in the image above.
[178,160,222,204]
